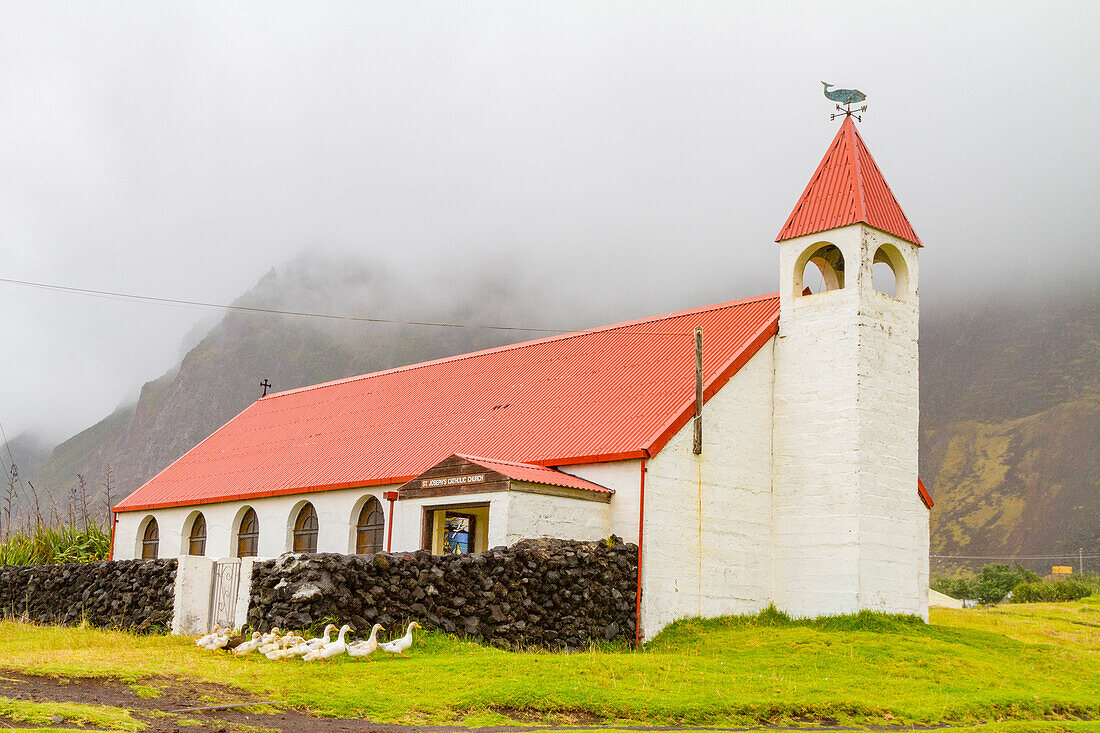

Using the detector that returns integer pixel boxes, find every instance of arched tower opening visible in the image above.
[871,243,909,299]
[795,243,845,296]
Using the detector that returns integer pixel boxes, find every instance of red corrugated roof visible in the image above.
[114,294,780,512]
[776,117,921,246]
[455,455,612,494]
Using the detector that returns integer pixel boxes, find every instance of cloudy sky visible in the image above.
[1,0,1097,440]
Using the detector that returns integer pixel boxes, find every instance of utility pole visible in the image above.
[693,327,703,455]
[1081,548,1085,575]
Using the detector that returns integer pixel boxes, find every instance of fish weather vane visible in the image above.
[822,81,868,121]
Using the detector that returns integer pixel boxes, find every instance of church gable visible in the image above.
[399,454,612,503]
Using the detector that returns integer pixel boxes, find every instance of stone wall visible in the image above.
[0,559,177,631]
[247,537,637,649]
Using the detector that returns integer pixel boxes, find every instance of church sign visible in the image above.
[399,456,509,500]
[398,453,612,504]
[422,474,486,489]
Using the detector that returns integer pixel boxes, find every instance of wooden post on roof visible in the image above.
[693,327,703,455]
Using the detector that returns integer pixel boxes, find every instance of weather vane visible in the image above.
[822,81,868,121]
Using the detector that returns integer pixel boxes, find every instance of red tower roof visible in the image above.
[776,117,921,246]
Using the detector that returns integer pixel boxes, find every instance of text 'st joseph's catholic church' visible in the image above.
[114,116,931,638]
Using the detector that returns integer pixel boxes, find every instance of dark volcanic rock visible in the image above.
[246,537,637,650]
[0,559,176,632]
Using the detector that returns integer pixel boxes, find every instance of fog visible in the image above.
[1,1,1097,440]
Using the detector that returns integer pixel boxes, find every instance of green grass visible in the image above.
[127,682,161,699]
[558,721,1100,726]
[0,598,1097,729]
[0,694,143,731]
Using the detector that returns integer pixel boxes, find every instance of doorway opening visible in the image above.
[421,504,489,554]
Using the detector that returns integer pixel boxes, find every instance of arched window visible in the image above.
[797,244,845,295]
[141,518,159,560]
[292,503,319,553]
[237,508,259,558]
[187,513,207,556]
[356,497,385,554]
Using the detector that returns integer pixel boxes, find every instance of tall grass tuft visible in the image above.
[0,522,111,567]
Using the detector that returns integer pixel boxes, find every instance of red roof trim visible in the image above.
[918,477,933,509]
[114,475,416,514]
[540,449,651,467]
[641,316,778,456]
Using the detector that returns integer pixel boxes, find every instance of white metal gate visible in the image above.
[209,559,241,630]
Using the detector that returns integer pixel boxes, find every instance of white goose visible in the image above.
[264,638,302,661]
[202,628,232,651]
[287,624,337,657]
[302,624,353,662]
[346,624,386,661]
[232,632,264,656]
[195,625,222,647]
[379,621,421,659]
[258,630,297,655]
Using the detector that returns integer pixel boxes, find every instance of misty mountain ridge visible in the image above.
[8,254,545,520]
[5,255,1097,571]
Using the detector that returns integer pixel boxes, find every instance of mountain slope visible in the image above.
[924,396,1098,561]
[920,288,1100,571]
[26,256,536,514]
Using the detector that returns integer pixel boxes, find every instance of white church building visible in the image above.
[113,117,933,638]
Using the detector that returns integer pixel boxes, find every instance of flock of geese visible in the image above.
[195,621,422,662]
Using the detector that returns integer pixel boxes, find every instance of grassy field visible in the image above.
[0,597,1097,731]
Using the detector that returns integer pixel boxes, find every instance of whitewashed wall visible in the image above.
[390,490,511,551]
[640,342,777,638]
[114,484,398,560]
[558,459,642,542]
[503,487,611,544]
[855,229,927,619]
[115,484,604,562]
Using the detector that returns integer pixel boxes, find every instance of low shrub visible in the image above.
[932,563,1040,604]
[1010,579,1093,603]
[932,575,975,601]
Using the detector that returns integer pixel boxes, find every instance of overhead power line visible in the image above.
[0,276,697,337]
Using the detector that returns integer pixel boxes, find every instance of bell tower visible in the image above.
[771,117,928,619]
